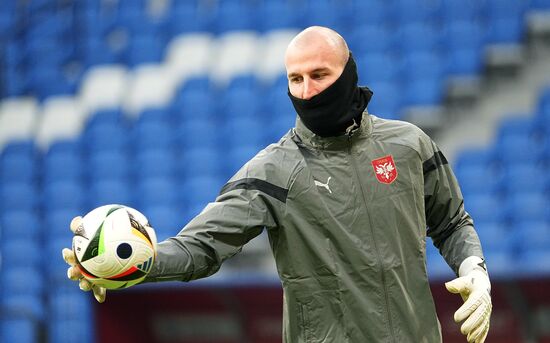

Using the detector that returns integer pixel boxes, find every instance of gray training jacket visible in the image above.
[145,113,485,343]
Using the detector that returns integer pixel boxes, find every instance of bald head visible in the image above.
[286,26,349,69]
[285,26,350,100]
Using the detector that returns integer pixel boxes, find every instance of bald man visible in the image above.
[64,26,491,342]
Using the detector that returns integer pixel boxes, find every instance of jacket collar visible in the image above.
[292,112,372,150]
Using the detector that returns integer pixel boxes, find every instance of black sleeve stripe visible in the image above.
[219,178,288,203]
[423,151,448,175]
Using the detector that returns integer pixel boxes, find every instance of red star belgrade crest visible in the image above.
[371,155,398,184]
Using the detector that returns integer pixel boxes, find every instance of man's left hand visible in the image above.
[445,257,492,343]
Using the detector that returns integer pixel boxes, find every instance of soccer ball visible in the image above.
[72,204,157,289]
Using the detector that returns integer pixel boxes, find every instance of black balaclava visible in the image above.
[288,53,373,137]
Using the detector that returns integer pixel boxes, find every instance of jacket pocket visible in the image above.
[299,302,313,343]
[297,290,347,343]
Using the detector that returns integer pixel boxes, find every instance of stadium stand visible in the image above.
[0,0,549,342]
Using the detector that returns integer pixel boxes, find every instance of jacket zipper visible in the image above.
[347,134,396,343]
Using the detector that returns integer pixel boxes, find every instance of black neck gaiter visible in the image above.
[288,54,373,137]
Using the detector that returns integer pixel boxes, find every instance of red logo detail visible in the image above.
[371,155,398,184]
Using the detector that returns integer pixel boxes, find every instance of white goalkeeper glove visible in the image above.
[445,256,492,343]
[62,216,107,303]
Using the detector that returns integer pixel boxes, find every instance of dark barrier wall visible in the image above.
[95,279,550,343]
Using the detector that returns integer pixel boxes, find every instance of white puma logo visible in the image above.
[314,176,332,194]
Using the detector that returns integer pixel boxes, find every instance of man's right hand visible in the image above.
[62,216,107,303]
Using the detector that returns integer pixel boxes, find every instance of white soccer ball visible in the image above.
[72,204,157,289]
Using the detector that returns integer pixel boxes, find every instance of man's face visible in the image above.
[285,44,345,100]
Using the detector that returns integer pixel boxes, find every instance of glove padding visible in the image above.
[445,257,492,343]
[62,216,107,303]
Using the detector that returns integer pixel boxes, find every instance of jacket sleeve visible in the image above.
[144,157,287,283]
[423,139,485,276]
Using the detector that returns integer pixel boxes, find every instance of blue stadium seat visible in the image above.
[173,79,217,122]
[530,0,550,10]
[258,1,298,31]
[0,267,43,296]
[29,68,76,100]
[0,182,38,213]
[397,23,443,53]
[0,210,40,240]
[222,118,267,150]
[495,135,544,166]
[505,192,549,222]
[485,0,527,19]
[46,207,88,239]
[49,292,92,320]
[136,177,179,208]
[169,1,213,35]
[3,66,28,97]
[225,145,260,176]
[45,236,75,285]
[183,175,225,203]
[455,164,503,197]
[0,240,42,269]
[43,142,84,183]
[440,0,484,22]
[498,115,539,139]
[266,111,296,143]
[221,83,262,120]
[141,204,184,240]
[366,81,403,120]
[537,85,550,123]
[454,147,499,172]
[264,75,296,119]
[181,175,225,212]
[402,52,445,82]
[394,0,441,25]
[134,149,177,179]
[504,164,545,194]
[402,78,444,106]
[425,239,454,280]
[88,178,134,209]
[83,122,130,154]
[475,220,514,253]
[472,220,515,276]
[0,318,37,343]
[1,295,45,322]
[0,147,38,183]
[82,36,118,67]
[516,222,550,275]
[43,180,87,212]
[355,53,401,84]
[48,320,94,343]
[132,119,175,152]
[88,150,131,181]
[125,33,166,66]
[348,24,397,56]
[464,193,506,223]
[86,108,125,129]
[179,147,224,178]
[139,106,172,123]
[444,21,486,51]
[177,119,220,149]
[304,0,346,33]
[443,21,486,76]
[515,221,550,252]
[213,0,257,33]
[517,249,550,276]
[117,2,164,36]
[485,0,527,44]
[446,48,485,77]
[350,0,393,26]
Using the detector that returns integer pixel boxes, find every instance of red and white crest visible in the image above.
[371,155,398,184]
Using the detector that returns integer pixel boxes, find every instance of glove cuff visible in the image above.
[458,256,488,277]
